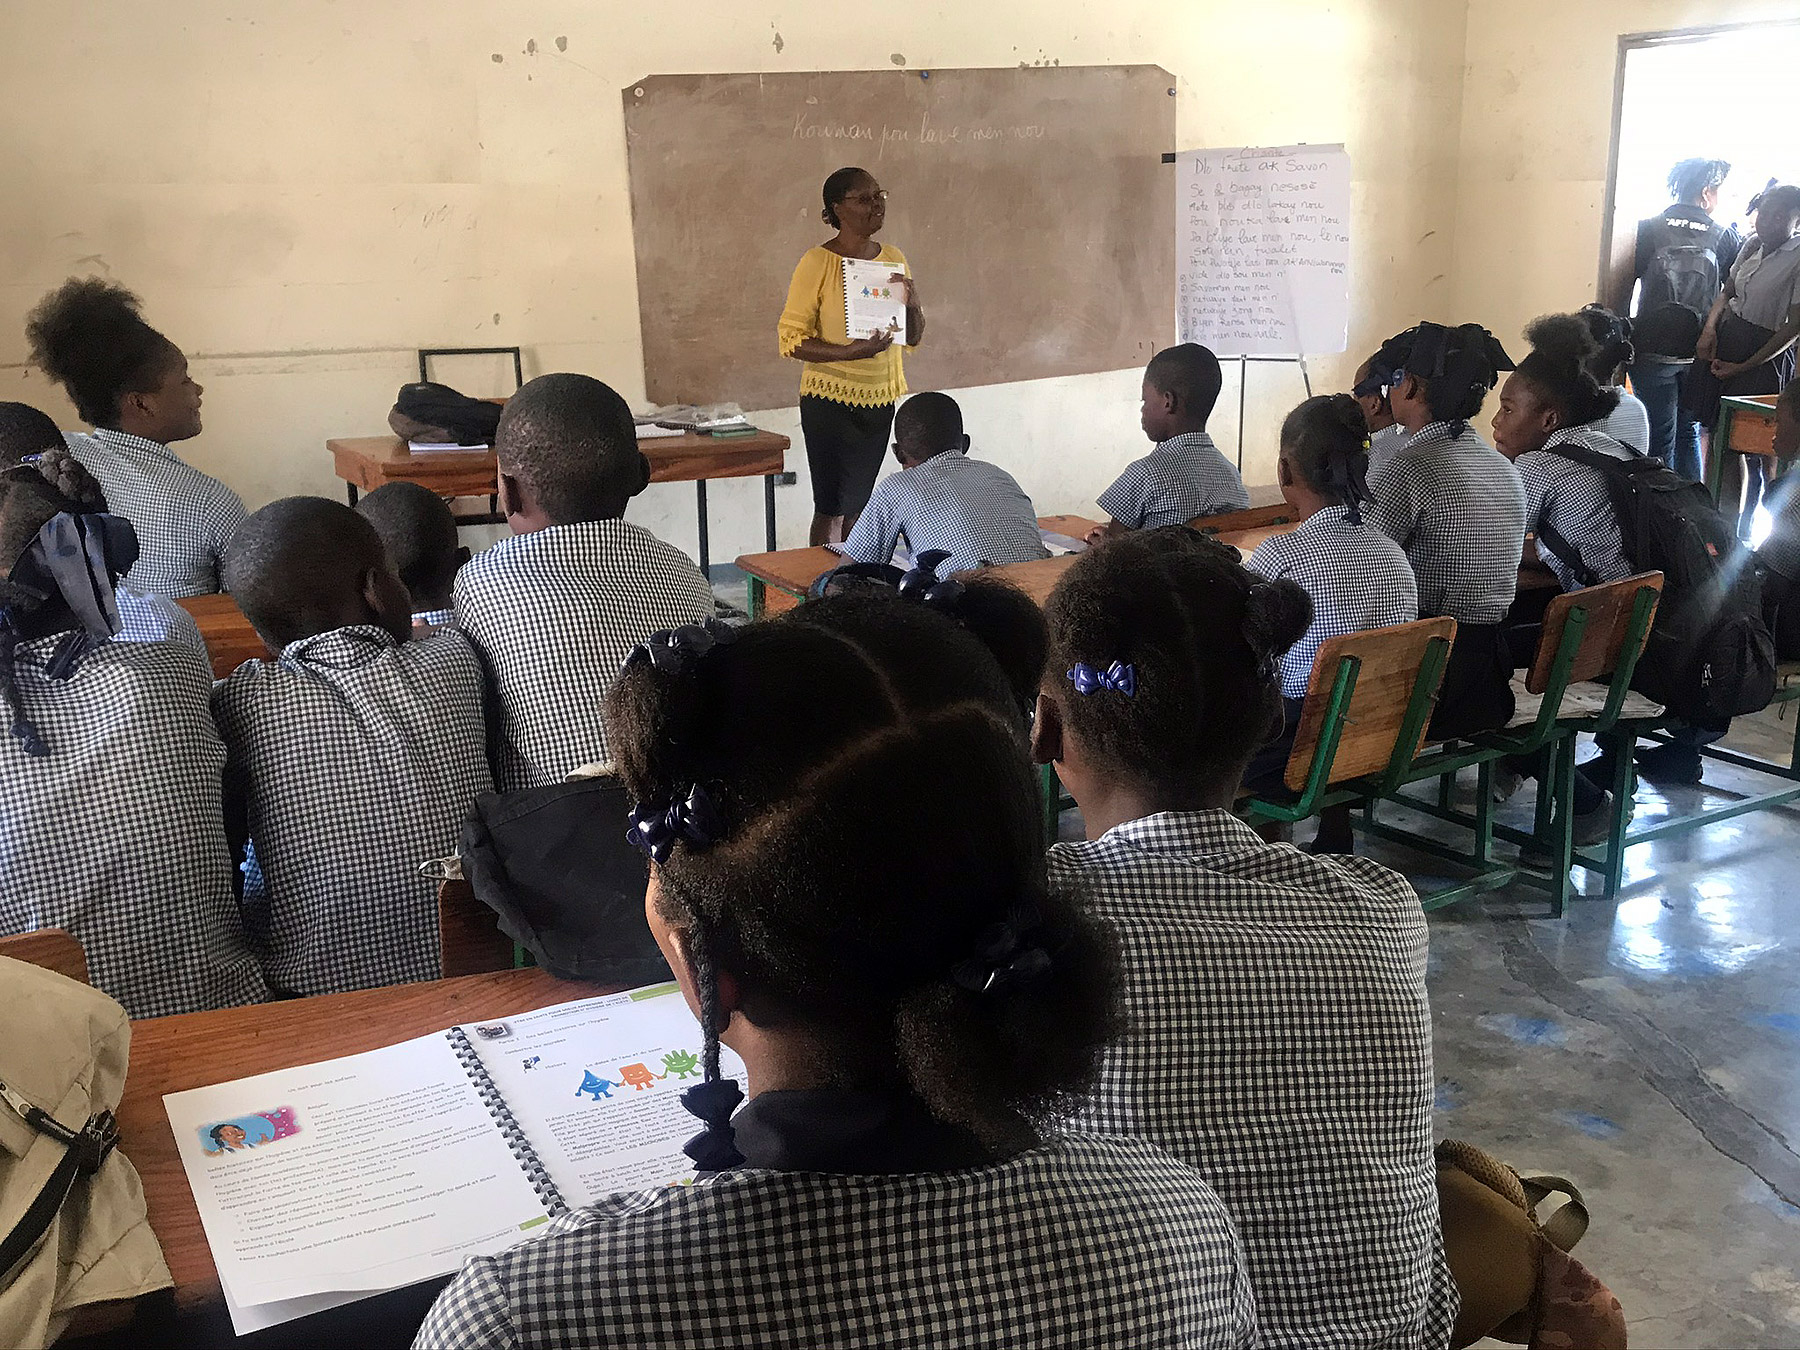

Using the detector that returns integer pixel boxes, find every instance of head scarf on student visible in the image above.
[0,451,139,756]
[1363,322,1515,436]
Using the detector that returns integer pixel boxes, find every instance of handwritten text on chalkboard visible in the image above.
[1174,145,1351,356]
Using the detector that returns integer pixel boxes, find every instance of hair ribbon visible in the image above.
[1067,660,1136,697]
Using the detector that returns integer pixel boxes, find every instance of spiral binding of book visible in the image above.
[445,1026,567,1215]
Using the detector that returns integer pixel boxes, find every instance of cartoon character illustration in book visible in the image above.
[618,1062,667,1091]
[208,1123,256,1154]
[661,1049,700,1080]
[576,1071,617,1101]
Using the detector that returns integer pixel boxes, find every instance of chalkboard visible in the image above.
[1174,145,1351,356]
[623,66,1176,410]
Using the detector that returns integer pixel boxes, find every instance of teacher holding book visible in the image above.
[778,166,925,545]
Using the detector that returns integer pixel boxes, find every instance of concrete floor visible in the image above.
[1356,707,1800,1349]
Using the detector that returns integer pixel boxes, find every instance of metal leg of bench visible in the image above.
[695,480,710,576]
[1602,731,1636,901]
[1473,758,1495,866]
[764,474,778,552]
[747,576,766,621]
[345,483,359,506]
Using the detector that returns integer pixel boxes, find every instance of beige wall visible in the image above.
[2,1,1471,557]
[1451,0,1796,367]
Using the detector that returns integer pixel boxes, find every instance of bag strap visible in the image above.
[1519,1172,1591,1252]
[0,1075,119,1284]
[1533,517,1600,589]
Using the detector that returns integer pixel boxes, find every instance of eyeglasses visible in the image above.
[842,190,889,206]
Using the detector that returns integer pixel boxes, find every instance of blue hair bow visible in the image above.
[1067,660,1136,697]
[680,1076,746,1172]
[625,783,725,864]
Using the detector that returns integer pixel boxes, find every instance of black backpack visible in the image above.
[1635,222,1723,359]
[390,381,504,445]
[1538,445,1775,724]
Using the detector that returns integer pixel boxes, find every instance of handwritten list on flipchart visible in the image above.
[1175,145,1351,356]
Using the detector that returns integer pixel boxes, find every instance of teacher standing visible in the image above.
[778,166,925,546]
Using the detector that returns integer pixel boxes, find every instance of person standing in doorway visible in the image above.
[778,168,926,547]
[1608,157,1739,480]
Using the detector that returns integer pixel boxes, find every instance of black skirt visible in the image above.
[800,395,895,518]
[1682,312,1796,430]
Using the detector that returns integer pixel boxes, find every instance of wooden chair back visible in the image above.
[1525,572,1664,695]
[437,878,514,978]
[0,927,90,984]
[1285,617,1458,792]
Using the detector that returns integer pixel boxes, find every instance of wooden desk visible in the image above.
[328,429,791,573]
[175,594,270,680]
[1708,394,1782,504]
[119,968,609,1311]
[736,515,1292,617]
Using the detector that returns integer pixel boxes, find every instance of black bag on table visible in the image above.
[458,776,671,987]
[1539,445,1776,723]
[388,381,504,446]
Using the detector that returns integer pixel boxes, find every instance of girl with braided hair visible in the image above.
[0,448,266,1017]
[1240,394,1419,850]
[419,589,1258,1350]
[1032,526,1454,1350]
[1365,321,1528,738]
[25,276,246,598]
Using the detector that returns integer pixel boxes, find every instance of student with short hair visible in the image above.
[1365,322,1527,738]
[1088,344,1249,543]
[1353,354,1410,478]
[418,593,1259,1350]
[1242,394,1419,851]
[215,497,492,996]
[354,481,470,633]
[25,278,246,598]
[1758,379,1800,657]
[839,391,1047,575]
[0,448,266,1018]
[0,400,207,656]
[1576,304,1652,453]
[454,373,715,790]
[1032,527,1454,1350]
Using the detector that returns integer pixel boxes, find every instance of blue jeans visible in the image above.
[1629,359,1701,480]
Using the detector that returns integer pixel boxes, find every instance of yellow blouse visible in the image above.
[777,243,912,408]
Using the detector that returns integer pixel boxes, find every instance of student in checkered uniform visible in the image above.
[0,449,267,1018]
[1030,527,1456,1350]
[1365,322,1527,739]
[0,400,209,660]
[419,589,1258,1350]
[455,374,715,791]
[1089,344,1250,544]
[356,481,471,637]
[1243,395,1419,852]
[214,498,493,997]
[26,278,246,598]
[840,391,1048,575]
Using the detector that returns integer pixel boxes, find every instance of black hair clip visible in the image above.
[680,1076,745,1172]
[807,549,966,615]
[625,618,739,675]
[951,905,1053,995]
[626,782,725,864]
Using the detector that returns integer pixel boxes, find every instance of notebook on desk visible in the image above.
[163,984,740,1333]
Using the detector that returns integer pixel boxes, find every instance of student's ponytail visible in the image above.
[1279,393,1375,522]
[1518,313,1621,430]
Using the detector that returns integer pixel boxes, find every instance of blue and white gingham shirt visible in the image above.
[1245,507,1420,699]
[65,428,246,598]
[1365,422,1526,625]
[1099,432,1250,529]
[1516,426,1634,592]
[114,586,209,659]
[841,449,1048,576]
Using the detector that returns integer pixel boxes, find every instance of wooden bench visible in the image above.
[437,877,517,978]
[174,594,270,680]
